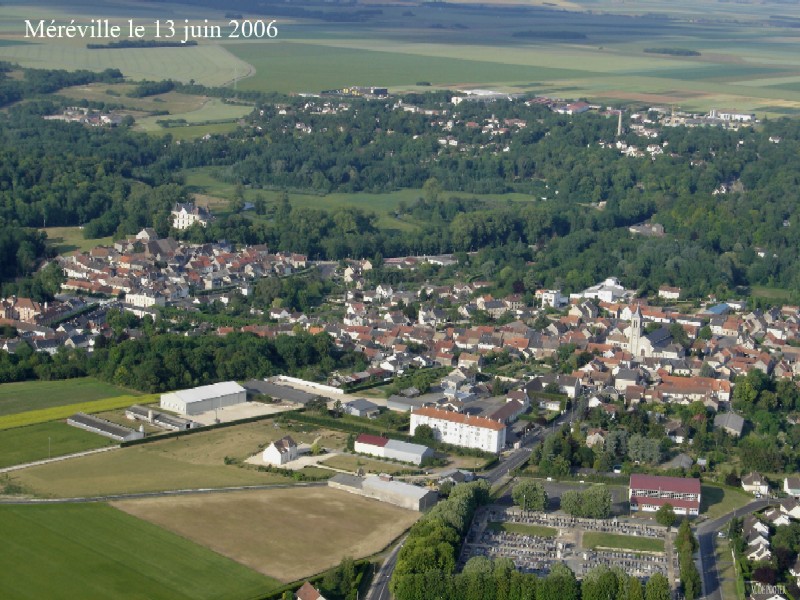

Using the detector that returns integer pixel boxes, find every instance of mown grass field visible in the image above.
[0,377,134,417]
[41,226,113,255]
[114,486,420,582]
[0,503,278,600]
[582,532,665,553]
[0,393,157,431]
[488,521,557,538]
[9,420,347,497]
[0,421,114,468]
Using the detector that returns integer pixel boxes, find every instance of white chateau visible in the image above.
[171,202,212,230]
[410,406,506,453]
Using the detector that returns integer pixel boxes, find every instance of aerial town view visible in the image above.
[2,0,800,599]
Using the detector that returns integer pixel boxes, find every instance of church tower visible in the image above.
[629,304,642,357]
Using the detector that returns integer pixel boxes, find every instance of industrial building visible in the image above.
[67,413,144,442]
[410,406,506,453]
[124,405,199,431]
[159,381,247,416]
[628,474,702,516]
[353,433,434,466]
[328,474,438,512]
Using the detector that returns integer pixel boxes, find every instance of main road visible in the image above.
[695,499,771,600]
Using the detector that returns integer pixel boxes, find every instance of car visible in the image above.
[613,465,622,474]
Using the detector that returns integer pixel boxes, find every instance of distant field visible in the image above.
[0,421,113,468]
[582,532,665,553]
[114,486,420,582]
[0,394,157,431]
[9,420,347,497]
[0,377,133,417]
[58,85,210,114]
[488,521,557,538]
[0,503,277,599]
[41,226,113,255]
[135,98,253,132]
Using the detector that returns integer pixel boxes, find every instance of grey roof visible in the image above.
[714,412,745,434]
[346,398,380,412]
[384,439,432,456]
[244,380,317,405]
[68,413,139,441]
[168,381,245,404]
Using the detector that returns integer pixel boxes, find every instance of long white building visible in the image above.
[410,406,506,453]
[160,381,247,416]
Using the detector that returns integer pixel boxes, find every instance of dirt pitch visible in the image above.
[113,487,420,582]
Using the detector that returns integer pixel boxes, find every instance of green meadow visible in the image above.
[0,503,278,599]
[0,377,135,417]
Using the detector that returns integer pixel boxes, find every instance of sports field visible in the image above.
[0,421,114,469]
[0,503,277,599]
[114,486,420,582]
[0,377,134,417]
[9,420,347,497]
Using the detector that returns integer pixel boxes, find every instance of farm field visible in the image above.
[582,532,665,553]
[113,486,421,582]
[134,98,253,132]
[0,421,114,469]
[0,393,157,431]
[9,419,348,497]
[41,226,113,255]
[0,377,134,417]
[0,503,277,599]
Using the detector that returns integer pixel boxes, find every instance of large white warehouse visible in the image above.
[160,381,247,416]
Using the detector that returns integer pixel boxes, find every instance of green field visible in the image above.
[701,484,753,520]
[0,377,135,417]
[135,98,253,132]
[0,421,114,468]
[582,531,665,553]
[321,454,416,475]
[488,521,557,538]
[0,393,157,431]
[0,503,278,599]
[41,226,113,255]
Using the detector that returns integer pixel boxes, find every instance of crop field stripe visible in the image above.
[0,393,158,430]
[0,377,135,417]
[0,421,114,468]
[0,503,276,599]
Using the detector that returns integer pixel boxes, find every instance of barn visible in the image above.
[160,381,247,416]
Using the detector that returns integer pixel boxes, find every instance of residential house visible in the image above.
[263,435,298,466]
[295,581,327,600]
[714,412,745,437]
[741,472,769,496]
[344,398,380,419]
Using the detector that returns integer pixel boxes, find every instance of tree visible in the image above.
[414,424,436,445]
[512,480,548,512]
[656,503,676,528]
[644,573,670,600]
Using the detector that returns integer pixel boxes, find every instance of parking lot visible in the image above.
[461,505,676,585]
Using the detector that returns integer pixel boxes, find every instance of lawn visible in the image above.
[582,532,665,553]
[701,484,753,520]
[40,226,113,255]
[9,420,347,497]
[488,521,557,538]
[321,454,417,476]
[113,486,421,582]
[715,536,742,600]
[0,503,277,600]
[0,393,158,431]
[0,421,114,468]
[0,377,135,417]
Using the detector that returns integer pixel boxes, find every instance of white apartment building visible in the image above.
[410,406,506,453]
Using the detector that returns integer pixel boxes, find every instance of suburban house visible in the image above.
[714,412,745,437]
[344,398,381,418]
[785,476,800,498]
[263,435,299,466]
[295,581,327,600]
[628,474,702,516]
[741,472,770,496]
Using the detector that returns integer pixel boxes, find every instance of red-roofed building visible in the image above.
[629,474,701,516]
[295,581,326,600]
[410,406,506,453]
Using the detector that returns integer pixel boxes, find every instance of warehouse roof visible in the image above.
[169,381,245,404]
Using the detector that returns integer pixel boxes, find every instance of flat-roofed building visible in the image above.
[629,473,701,516]
[410,406,506,453]
[160,381,246,416]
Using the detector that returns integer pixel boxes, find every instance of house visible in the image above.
[762,507,790,527]
[171,202,211,230]
[780,497,800,519]
[741,472,770,496]
[785,476,800,498]
[263,435,298,466]
[344,398,380,419]
[714,412,745,437]
[295,581,327,600]
[628,474,701,516]
[585,429,606,449]
[658,286,682,301]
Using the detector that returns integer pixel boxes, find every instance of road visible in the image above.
[695,499,771,600]
[368,535,407,600]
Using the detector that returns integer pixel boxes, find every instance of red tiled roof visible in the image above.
[355,433,389,447]
[412,406,505,431]
[629,474,701,495]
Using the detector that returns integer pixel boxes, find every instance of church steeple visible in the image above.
[629,304,642,356]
